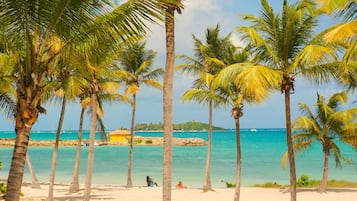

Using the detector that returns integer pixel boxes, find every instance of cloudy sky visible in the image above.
[0,0,352,131]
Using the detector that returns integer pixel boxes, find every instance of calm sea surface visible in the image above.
[1,129,357,188]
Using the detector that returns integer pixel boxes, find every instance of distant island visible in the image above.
[134,121,225,131]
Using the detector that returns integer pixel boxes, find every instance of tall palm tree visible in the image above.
[181,72,228,192]
[48,57,88,200]
[116,41,163,188]
[0,0,165,200]
[214,46,281,201]
[282,91,357,192]
[237,1,338,200]
[177,24,233,192]
[161,1,183,200]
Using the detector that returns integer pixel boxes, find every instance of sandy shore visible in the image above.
[18,183,357,201]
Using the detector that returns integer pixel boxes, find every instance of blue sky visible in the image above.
[0,0,353,131]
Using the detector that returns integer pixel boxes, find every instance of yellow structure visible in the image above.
[109,130,131,142]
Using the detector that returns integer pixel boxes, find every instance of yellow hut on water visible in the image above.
[109,130,131,142]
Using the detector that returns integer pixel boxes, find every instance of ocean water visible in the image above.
[0,129,357,188]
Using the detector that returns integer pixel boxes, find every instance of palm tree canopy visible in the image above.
[116,41,163,95]
[215,63,281,104]
[282,91,357,169]
[237,0,338,86]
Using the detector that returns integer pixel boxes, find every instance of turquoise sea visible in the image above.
[0,129,357,188]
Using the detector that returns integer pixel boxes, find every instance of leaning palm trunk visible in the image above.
[233,106,242,201]
[6,93,41,201]
[319,150,329,192]
[26,153,41,189]
[163,6,175,201]
[284,91,296,201]
[83,82,99,201]
[69,107,86,193]
[48,96,67,200]
[203,101,213,192]
[126,94,137,188]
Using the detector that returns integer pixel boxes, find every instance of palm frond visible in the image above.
[323,20,357,43]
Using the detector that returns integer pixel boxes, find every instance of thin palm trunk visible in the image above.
[163,7,175,201]
[83,87,98,201]
[69,107,86,193]
[48,96,67,200]
[284,92,296,201]
[319,151,329,192]
[234,116,241,201]
[26,153,40,189]
[203,101,213,192]
[126,94,136,188]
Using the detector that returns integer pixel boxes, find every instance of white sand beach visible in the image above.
[19,183,357,201]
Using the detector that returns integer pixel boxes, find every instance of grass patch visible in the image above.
[134,139,142,144]
[251,175,357,188]
[145,140,153,144]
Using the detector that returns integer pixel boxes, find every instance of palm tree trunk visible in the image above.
[234,116,241,201]
[163,6,175,201]
[284,92,296,201]
[69,107,86,193]
[26,153,41,189]
[48,96,67,201]
[83,86,98,201]
[318,151,329,192]
[203,101,213,192]
[6,95,39,201]
[126,94,137,188]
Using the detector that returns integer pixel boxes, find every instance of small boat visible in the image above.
[250,128,257,132]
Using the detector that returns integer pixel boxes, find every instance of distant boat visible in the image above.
[250,128,257,132]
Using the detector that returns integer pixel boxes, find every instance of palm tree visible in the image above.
[214,46,281,201]
[282,91,357,192]
[116,41,163,188]
[0,0,165,200]
[237,1,338,200]
[161,1,183,200]
[177,24,233,192]
[48,64,88,200]
[181,72,228,192]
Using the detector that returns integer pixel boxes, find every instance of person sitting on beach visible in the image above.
[176,181,187,189]
[146,176,152,187]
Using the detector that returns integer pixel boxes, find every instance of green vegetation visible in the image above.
[145,140,153,144]
[251,175,357,188]
[135,121,225,131]
[0,160,6,198]
[134,139,142,144]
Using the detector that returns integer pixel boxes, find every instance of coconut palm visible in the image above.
[116,41,163,188]
[237,1,338,200]
[0,0,166,199]
[161,0,183,200]
[282,91,357,192]
[177,24,233,192]
[315,0,357,89]
[48,63,88,200]
[214,45,281,201]
[181,72,228,191]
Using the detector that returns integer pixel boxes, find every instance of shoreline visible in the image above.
[16,182,357,201]
[0,136,207,147]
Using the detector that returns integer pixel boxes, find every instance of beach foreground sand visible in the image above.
[19,183,357,201]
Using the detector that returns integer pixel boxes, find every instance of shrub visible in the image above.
[296,174,318,187]
[252,182,284,188]
[221,180,236,188]
[145,140,153,144]
[134,139,142,144]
